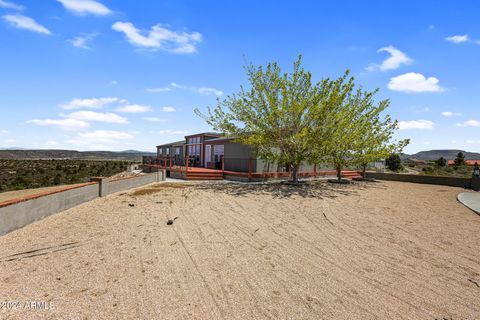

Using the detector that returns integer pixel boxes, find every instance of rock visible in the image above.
[166,217,178,225]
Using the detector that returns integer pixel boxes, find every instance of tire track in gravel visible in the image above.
[208,192,388,319]
[318,197,480,308]
[214,192,441,319]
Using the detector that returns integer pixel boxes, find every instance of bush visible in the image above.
[435,157,447,167]
[386,154,402,172]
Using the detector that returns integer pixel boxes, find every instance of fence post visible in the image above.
[248,158,252,181]
[185,157,189,178]
[90,177,109,197]
[314,164,317,178]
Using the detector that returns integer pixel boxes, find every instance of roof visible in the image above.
[202,137,235,144]
[447,160,480,166]
[156,140,185,148]
[184,132,222,138]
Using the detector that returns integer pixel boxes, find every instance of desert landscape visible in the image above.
[0,180,479,319]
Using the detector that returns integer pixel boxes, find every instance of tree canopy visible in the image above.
[195,56,408,183]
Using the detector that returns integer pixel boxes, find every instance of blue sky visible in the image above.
[0,0,479,153]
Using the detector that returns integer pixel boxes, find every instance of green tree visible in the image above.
[435,157,447,167]
[195,55,321,183]
[454,152,466,166]
[53,173,61,185]
[386,154,402,172]
[310,74,407,180]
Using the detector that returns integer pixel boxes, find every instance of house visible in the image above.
[447,160,480,166]
[151,132,327,180]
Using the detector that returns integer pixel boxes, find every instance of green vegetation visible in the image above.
[454,152,466,166]
[420,164,472,178]
[196,55,407,183]
[0,159,132,193]
[435,157,447,167]
[386,154,403,172]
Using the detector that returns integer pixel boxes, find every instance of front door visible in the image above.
[204,145,211,167]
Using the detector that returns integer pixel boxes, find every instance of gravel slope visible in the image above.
[0,180,479,319]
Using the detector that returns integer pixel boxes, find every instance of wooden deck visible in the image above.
[143,164,361,181]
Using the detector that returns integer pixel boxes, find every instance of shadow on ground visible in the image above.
[195,179,386,199]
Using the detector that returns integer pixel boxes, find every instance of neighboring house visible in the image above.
[447,160,480,166]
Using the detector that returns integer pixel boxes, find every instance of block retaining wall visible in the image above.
[0,171,165,236]
[365,172,472,188]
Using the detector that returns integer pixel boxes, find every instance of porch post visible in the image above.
[221,156,225,173]
[248,158,252,180]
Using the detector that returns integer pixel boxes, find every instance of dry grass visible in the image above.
[129,182,194,196]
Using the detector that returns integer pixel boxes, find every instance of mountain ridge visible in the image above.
[405,149,480,161]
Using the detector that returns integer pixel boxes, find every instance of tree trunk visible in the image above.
[336,165,342,181]
[362,164,367,178]
[291,164,299,184]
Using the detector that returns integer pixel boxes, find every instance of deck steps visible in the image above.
[185,171,223,181]
[341,171,362,180]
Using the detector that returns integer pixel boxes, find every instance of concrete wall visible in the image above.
[365,172,471,188]
[0,183,98,236]
[0,171,166,236]
[108,172,162,194]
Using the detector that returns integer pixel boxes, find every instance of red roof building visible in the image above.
[447,160,480,166]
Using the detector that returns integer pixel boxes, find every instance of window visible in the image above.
[175,147,180,155]
[188,136,201,144]
[166,148,170,155]
[158,148,162,155]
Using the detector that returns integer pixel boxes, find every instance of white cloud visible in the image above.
[466,140,480,144]
[78,130,134,142]
[158,130,188,135]
[26,118,90,130]
[57,0,111,16]
[196,87,224,96]
[5,138,16,143]
[441,111,462,117]
[0,129,7,134]
[60,97,119,109]
[445,34,469,44]
[457,120,480,127]
[112,21,202,53]
[397,120,434,130]
[388,72,444,93]
[170,82,184,88]
[2,14,51,35]
[109,80,118,85]
[366,46,412,71]
[146,87,171,93]
[69,33,96,49]
[63,110,128,124]
[116,104,152,113]
[143,117,167,122]
[161,106,176,112]
[148,82,223,96]
[0,0,23,10]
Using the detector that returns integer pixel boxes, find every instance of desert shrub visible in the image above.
[386,154,403,172]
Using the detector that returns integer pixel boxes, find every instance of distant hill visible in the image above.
[0,149,155,160]
[405,149,480,161]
